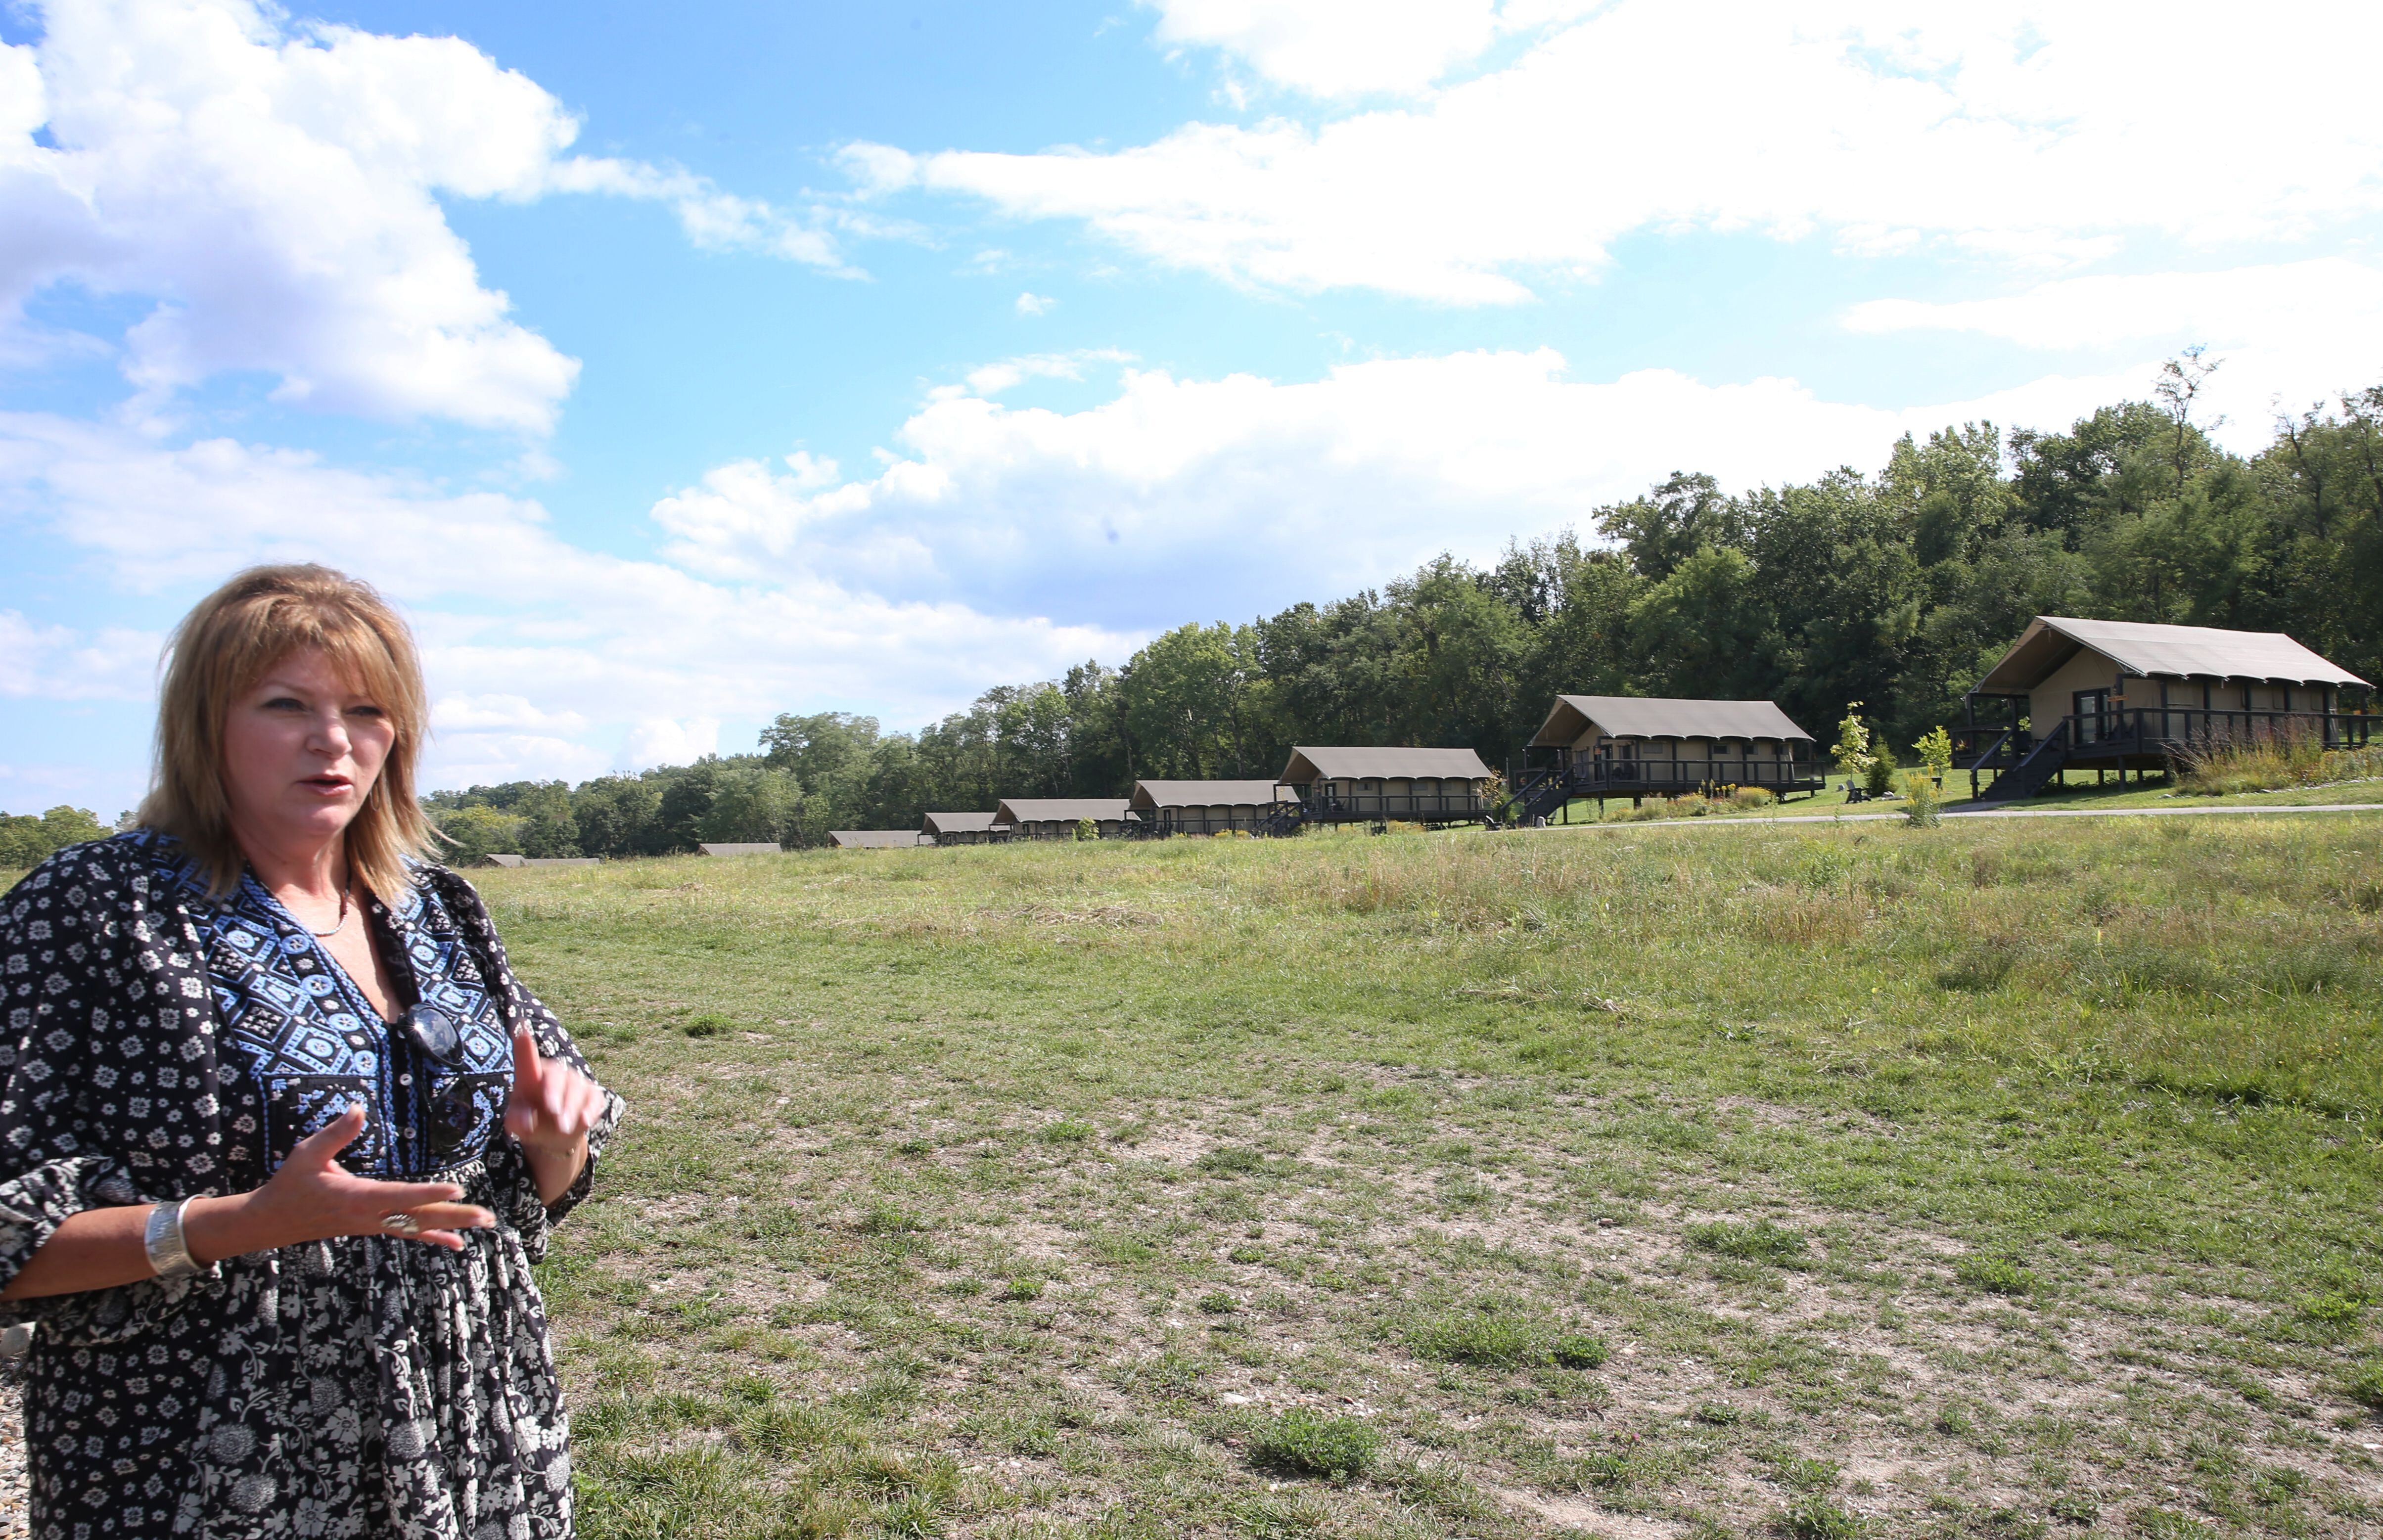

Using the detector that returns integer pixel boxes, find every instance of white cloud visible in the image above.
[3,0,853,432]
[1015,291,1057,315]
[651,347,2175,630]
[619,718,720,773]
[1846,258,2383,421]
[0,411,1139,782]
[432,694,591,734]
[1846,258,2383,352]
[857,1,2383,303]
[0,609,160,700]
[1145,0,1594,98]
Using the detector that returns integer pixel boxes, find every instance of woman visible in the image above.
[0,565,623,1539]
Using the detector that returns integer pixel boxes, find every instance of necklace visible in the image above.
[309,888,352,939]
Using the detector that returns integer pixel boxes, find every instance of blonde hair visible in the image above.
[141,564,432,898]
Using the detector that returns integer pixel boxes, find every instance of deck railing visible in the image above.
[1142,809,1285,836]
[1956,708,2374,768]
[1563,758,1824,792]
[1297,789,1490,822]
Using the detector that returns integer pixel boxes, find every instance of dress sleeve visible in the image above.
[0,845,221,1325]
[430,868,625,1258]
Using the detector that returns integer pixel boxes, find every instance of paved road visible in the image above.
[1532,801,2383,830]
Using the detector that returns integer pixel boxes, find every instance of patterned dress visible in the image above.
[0,831,624,1540]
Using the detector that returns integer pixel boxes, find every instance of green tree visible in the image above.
[429,806,527,865]
[0,806,110,869]
[1596,471,1744,582]
[702,766,801,846]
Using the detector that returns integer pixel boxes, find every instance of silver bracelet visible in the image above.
[142,1198,202,1280]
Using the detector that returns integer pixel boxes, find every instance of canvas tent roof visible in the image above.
[1529,695,1813,748]
[1130,779,1292,811]
[922,810,1006,836]
[1975,616,2369,692]
[1279,747,1494,784]
[995,798,1132,824]
[697,842,783,857]
[829,830,921,849]
[476,853,527,867]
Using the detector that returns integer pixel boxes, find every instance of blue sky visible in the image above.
[6,0,2383,814]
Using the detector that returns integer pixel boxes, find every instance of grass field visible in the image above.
[451,814,2383,1540]
[8,813,2366,1538]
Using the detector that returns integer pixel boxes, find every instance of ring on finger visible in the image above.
[381,1211,424,1237]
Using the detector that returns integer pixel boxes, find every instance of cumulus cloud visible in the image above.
[619,718,721,773]
[1145,0,1590,98]
[1015,291,1057,315]
[856,1,2383,302]
[0,409,1137,785]
[1846,257,2383,351]
[0,609,160,700]
[2,0,853,432]
[651,347,2181,631]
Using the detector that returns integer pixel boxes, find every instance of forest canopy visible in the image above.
[421,374,2383,860]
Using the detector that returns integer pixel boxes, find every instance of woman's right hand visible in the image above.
[184,1105,497,1263]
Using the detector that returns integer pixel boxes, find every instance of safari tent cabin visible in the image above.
[1277,747,1495,828]
[698,842,784,857]
[828,830,922,849]
[1523,696,1821,812]
[475,853,527,868]
[1958,616,2373,801]
[995,798,1133,840]
[921,811,1009,846]
[1129,779,1293,836]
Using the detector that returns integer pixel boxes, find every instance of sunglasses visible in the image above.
[399,1004,487,1164]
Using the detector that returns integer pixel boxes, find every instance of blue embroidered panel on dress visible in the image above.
[154,843,513,1179]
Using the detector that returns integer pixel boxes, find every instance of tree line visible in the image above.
[422,366,2383,858]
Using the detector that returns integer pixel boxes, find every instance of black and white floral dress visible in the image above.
[0,830,624,1540]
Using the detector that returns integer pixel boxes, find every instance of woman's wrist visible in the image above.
[519,1133,589,1204]
[179,1190,280,1266]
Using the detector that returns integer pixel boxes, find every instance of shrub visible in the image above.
[1247,1407,1381,1479]
[1864,751,1895,798]
[1731,786,1777,809]
[2175,725,2365,795]
[1074,816,1099,841]
[1913,725,1956,784]
[1901,771,1941,827]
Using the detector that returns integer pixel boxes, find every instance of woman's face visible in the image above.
[221,647,397,857]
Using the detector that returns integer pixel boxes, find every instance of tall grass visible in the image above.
[2177,726,2383,795]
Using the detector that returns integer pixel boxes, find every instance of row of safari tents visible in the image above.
[489,616,2372,861]
[829,616,2378,846]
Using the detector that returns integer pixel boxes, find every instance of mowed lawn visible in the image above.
[468,817,2383,1540]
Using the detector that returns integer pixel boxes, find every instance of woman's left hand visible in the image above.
[506,1024,606,1202]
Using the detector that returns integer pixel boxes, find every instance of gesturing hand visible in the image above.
[506,1023,605,1203]
[201,1104,495,1259]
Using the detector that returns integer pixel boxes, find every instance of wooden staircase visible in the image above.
[1973,719,2070,804]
